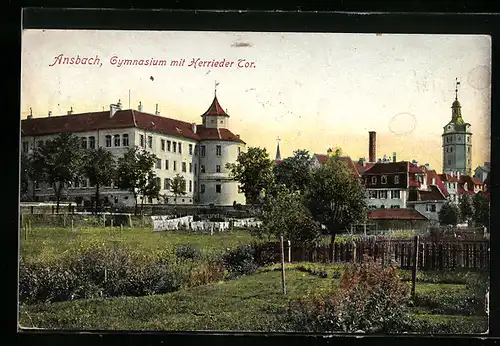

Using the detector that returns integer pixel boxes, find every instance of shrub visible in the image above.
[285,259,410,333]
[175,244,201,260]
[222,244,258,279]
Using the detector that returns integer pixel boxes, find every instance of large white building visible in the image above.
[21,94,247,207]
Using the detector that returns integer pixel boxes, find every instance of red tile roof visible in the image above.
[426,170,449,197]
[21,109,245,143]
[459,175,482,186]
[407,185,447,202]
[368,208,428,221]
[439,173,459,183]
[409,163,425,173]
[313,154,360,177]
[202,96,229,117]
[355,162,375,174]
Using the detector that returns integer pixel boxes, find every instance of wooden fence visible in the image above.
[280,238,489,270]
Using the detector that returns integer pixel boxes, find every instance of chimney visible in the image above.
[236,134,240,139]
[192,123,197,133]
[432,177,436,185]
[27,107,33,119]
[392,152,396,162]
[110,104,118,118]
[155,104,160,115]
[48,111,52,117]
[369,131,376,163]
[67,106,73,115]
[138,101,143,112]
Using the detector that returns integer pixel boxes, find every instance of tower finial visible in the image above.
[215,80,220,97]
[455,77,461,101]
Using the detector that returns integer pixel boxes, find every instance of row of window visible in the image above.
[445,147,471,153]
[446,159,471,166]
[140,135,235,158]
[368,190,401,199]
[162,178,194,193]
[445,135,470,143]
[154,159,226,174]
[368,175,400,185]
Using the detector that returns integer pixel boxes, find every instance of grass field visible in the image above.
[18,264,488,333]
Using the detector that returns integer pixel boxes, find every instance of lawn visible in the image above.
[18,264,488,333]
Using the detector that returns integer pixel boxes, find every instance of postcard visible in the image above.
[19,29,491,334]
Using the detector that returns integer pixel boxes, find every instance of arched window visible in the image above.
[122,134,129,147]
[381,175,387,184]
[371,176,377,184]
[105,135,112,147]
[89,136,96,149]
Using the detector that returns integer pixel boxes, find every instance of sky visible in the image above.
[21,30,491,171]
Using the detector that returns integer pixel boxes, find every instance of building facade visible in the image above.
[21,95,247,207]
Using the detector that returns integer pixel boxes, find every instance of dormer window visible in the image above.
[371,176,377,184]
[394,175,399,184]
[381,175,387,184]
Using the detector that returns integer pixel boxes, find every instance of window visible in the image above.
[379,190,388,199]
[79,137,87,149]
[458,136,461,141]
[448,159,451,165]
[122,134,129,147]
[216,145,222,156]
[164,178,170,190]
[147,136,153,148]
[105,135,112,147]
[381,175,387,184]
[467,136,470,143]
[165,159,169,170]
[369,191,377,199]
[114,134,120,147]
[201,184,205,193]
[89,180,95,188]
[194,181,197,192]
[167,140,171,151]
[173,161,177,171]
[216,184,221,193]
[189,180,192,192]
[201,145,206,157]
[211,119,215,123]
[380,205,386,209]
[426,204,437,212]
[189,144,193,155]
[82,179,87,188]
[238,147,241,155]
[140,134,144,147]
[394,175,399,184]
[182,162,187,172]
[156,159,162,169]
[179,143,182,154]
[181,180,186,192]
[173,142,177,153]
[391,190,400,199]
[451,147,453,152]
[89,136,96,149]
[390,205,400,209]
[189,163,192,173]
[22,142,28,153]
[195,145,199,156]
[216,165,221,173]
[161,139,165,151]
[371,176,377,184]
[194,164,197,174]
[201,165,205,173]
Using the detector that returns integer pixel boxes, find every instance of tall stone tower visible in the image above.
[442,79,472,176]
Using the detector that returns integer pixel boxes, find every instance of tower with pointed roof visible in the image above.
[201,81,230,129]
[275,137,281,161]
[442,78,472,176]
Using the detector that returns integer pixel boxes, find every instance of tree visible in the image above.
[169,174,187,204]
[304,151,367,263]
[139,172,162,211]
[20,152,31,197]
[458,194,475,224]
[438,201,461,226]
[83,147,116,214]
[273,149,314,193]
[31,133,85,213]
[115,147,157,215]
[473,192,490,228]
[261,184,321,245]
[226,147,274,205]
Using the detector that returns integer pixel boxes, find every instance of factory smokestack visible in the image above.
[369,131,376,163]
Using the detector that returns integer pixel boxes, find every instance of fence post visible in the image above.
[288,240,291,263]
[24,223,28,241]
[352,241,357,263]
[411,235,419,299]
[71,219,74,231]
[129,214,132,228]
[31,206,34,214]
[280,236,286,295]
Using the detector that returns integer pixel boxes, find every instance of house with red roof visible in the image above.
[367,208,430,231]
[21,94,247,207]
[473,162,490,183]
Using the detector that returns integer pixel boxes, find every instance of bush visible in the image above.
[175,244,201,260]
[222,244,259,279]
[285,259,410,333]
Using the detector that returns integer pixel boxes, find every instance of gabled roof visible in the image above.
[368,208,428,221]
[21,109,245,143]
[202,96,229,117]
[355,162,375,174]
[426,170,449,197]
[313,154,360,177]
[407,185,447,202]
[439,173,459,183]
